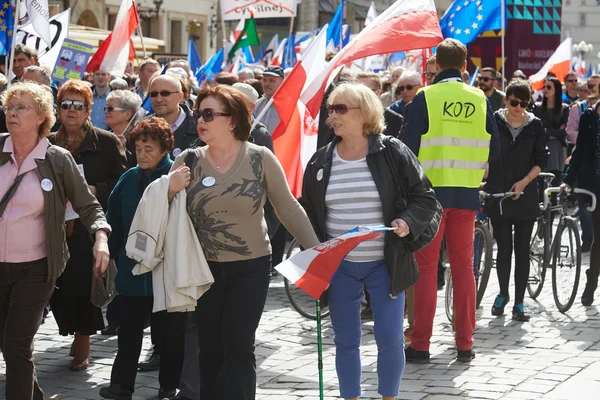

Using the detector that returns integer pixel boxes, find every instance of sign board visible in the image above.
[151,53,187,65]
[51,39,94,83]
[221,0,297,21]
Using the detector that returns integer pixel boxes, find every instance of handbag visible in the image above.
[383,136,442,252]
[0,173,25,218]
[90,259,117,308]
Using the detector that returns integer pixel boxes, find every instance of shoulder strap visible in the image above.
[383,136,407,197]
[0,173,26,218]
[185,149,198,182]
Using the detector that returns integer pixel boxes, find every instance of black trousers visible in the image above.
[587,207,600,280]
[110,296,186,393]
[491,218,535,304]
[195,256,271,400]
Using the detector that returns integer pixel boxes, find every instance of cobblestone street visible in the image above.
[2,253,600,399]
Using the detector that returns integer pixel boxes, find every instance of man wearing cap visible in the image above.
[253,66,284,135]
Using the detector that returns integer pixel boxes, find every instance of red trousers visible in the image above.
[410,208,476,351]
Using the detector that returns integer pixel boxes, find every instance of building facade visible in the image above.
[561,0,600,71]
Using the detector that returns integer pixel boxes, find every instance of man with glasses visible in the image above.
[424,56,437,86]
[390,70,422,117]
[478,67,505,112]
[562,71,579,105]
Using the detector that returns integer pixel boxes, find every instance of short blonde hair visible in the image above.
[328,82,385,136]
[1,81,56,137]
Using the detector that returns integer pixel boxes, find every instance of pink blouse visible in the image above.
[0,136,49,263]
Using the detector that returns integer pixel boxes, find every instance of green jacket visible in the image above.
[0,133,111,282]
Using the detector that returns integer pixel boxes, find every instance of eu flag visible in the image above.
[440,0,505,45]
[0,1,14,56]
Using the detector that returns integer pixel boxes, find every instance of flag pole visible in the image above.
[501,0,506,92]
[316,299,324,400]
[7,0,19,88]
[133,1,147,58]
[288,16,295,39]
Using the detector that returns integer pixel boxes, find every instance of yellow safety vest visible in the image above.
[418,81,490,188]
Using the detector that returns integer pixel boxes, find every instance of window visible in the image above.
[580,12,586,27]
[171,21,182,53]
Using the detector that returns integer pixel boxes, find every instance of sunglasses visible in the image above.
[326,104,360,115]
[193,108,231,122]
[588,84,597,90]
[424,72,437,79]
[398,85,416,92]
[565,79,578,83]
[509,99,529,108]
[149,90,180,98]
[479,77,493,82]
[544,85,553,90]
[60,100,86,111]
[104,106,125,112]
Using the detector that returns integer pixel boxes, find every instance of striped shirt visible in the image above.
[325,147,385,262]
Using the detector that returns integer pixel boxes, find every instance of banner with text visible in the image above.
[221,0,297,21]
[52,38,94,83]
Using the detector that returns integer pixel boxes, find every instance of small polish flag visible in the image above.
[529,37,572,91]
[275,226,394,299]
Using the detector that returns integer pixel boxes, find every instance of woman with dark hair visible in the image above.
[168,85,320,399]
[49,80,128,371]
[100,117,185,400]
[532,77,569,184]
[485,80,549,321]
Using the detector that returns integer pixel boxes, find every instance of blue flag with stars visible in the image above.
[440,0,505,45]
[0,1,14,56]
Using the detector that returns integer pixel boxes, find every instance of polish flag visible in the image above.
[270,38,288,67]
[275,226,392,299]
[270,28,328,197]
[529,38,572,91]
[86,0,140,76]
[301,0,442,117]
[230,18,245,43]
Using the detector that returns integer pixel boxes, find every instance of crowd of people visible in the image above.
[0,36,599,400]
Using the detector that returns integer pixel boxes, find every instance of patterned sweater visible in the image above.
[173,142,320,262]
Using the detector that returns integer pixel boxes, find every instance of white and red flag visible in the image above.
[275,226,393,299]
[270,37,287,67]
[86,0,139,76]
[529,37,572,91]
[230,17,245,43]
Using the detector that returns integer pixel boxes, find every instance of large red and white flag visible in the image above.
[275,226,393,299]
[301,0,442,117]
[86,0,139,76]
[529,37,572,91]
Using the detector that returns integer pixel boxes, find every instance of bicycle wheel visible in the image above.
[283,239,330,320]
[474,221,494,308]
[444,267,453,323]
[528,219,547,299]
[552,218,581,313]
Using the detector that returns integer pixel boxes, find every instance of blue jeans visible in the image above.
[328,259,405,398]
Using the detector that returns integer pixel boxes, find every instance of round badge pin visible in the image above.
[173,148,182,157]
[41,178,53,192]
[316,169,324,181]
[202,176,216,187]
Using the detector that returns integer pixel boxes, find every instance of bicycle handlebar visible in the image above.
[537,172,556,180]
[480,191,524,199]
[573,188,597,212]
[542,187,597,212]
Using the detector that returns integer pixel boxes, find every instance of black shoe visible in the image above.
[491,295,509,316]
[404,345,430,364]
[138,352,160,371]
[582,242,592,253]
[101,323,119,336]
[99,384,133,400]
[512,304,530,322]
[158,388,177,400]
[582,270,598,306]
[457,348,475,363]
[173,394,193,400]
[270,268,279,277]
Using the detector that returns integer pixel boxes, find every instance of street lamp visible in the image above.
[139,0,163,18]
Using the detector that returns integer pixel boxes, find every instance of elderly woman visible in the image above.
[300,83,438,400]
[99,117,185,400]
[49,80,127,371]
[168,85,320,399]
[0,82,110,399]
[105,89,143,167]
[389,70,422,117]
[484,80,548,321]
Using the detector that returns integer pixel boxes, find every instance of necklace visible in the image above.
[207,144,241,170]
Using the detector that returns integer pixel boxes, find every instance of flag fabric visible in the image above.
[301,0,443,118]
[188,37,202,77]
[262,34,278,64]
[228,15,259,61]
[23,0,51,48]
[585,65,593,80]
[326,0,344,50]
[196,48,224,85]
[0,1,14,56]
[275,226,393,299]
[469,66,479,86]
[360,2,379,71]
[282,32,296,69]
[342,24,351,48]
[86,0,139,76]
[439,0,505,45]
[230,18,245,43]
[529,37,571,91]
[270,37,287,66]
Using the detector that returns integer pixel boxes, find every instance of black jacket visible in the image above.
[172,103,198,155]
[484,112,548,220]
[531,102,569,147]
[564,103,600,196]
[299,134,438,296]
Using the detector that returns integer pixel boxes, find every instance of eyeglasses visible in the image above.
[508,99,529,108]
[60,100,86,111]
[544,85,553,90]
[588,84,597,90]
[3,104,33,113]
[326,104,360,115]
[424,72,436,79]
[479,77,493,82]
[149,90,181,98]
[193,108,231,122]
[398,85,416,92]
[104,106,126,112]
[565,79,578,83]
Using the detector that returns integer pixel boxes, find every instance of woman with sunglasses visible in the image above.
[49,80,127,371]
[532,77,569,188]
[300,83,438,400]
[484,80,549,321]
[168,85,319,400]
[105,89,143,168]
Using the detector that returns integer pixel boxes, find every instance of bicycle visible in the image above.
[527,177,597,313]
[282,239,331,320]
[445,191,522,323]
